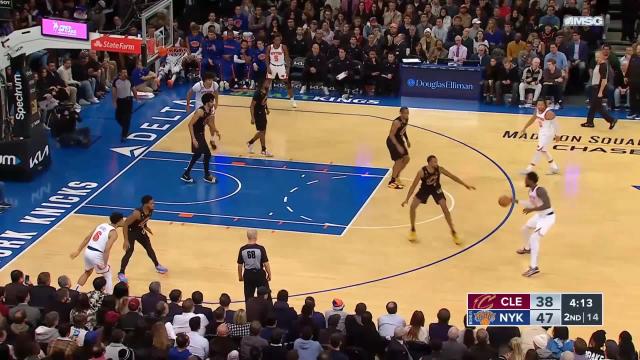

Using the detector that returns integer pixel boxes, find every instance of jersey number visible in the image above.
[247,250,256,259]
[91,231,102,242]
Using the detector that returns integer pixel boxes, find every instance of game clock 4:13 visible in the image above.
[561,293,604,326]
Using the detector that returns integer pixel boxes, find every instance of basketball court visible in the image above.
[1,93,639,338]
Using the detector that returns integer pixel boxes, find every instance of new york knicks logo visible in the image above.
[474,310,496,325]
[472,294,497,309]
[407,79,416,87]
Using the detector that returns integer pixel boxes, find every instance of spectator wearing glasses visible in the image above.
[448,35,468,64]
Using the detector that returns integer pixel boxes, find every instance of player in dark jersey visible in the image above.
[247,82,273,157]
[386,107,411,189]
[401,155,475,244]
[118,195,167,282]
[181,92,221,183]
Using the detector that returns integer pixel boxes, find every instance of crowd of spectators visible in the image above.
[0,268,638,360]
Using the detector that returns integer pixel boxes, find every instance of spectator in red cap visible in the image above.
[118,298,143,330]
[325,299,348,332]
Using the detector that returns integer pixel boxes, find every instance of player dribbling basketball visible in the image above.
[401,155,475,244]
[520,99,560,175]
[514,171,555,277]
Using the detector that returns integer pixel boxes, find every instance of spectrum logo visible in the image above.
[406,79,474,90]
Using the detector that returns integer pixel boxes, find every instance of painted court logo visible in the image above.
[407,79,417,87]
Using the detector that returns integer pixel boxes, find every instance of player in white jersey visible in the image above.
[520,99,560,175]
[186,72,221,149]
[70,212,125,294]
[514,172,556,277]
[266,33,297,108]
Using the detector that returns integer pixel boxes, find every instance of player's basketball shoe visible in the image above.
[117,273,128,283]
[204,175,217,184]
[261,150,273,157]
[516,248,531,254]
[290,98,297,108]
[395,178,405,186]
[387,182,403,189]
[522,266,540,277]
[247,142,255,154]
[408,230,417,242]
[180,174,194,183]
[547,167,560,175]
[155,265,168,274]
[452,232,462,245]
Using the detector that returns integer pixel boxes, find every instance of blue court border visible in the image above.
[188,106,518,303]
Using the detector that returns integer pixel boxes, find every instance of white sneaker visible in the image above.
[89,98,100,104]
[323,86,329,95]
[261,150,273,157]
[548,167,560,175]
[341,93,349,100]
[247,142,255,154]
[300,85,307,94]
[290,98,297,108]
[250,80,255,89]
[218,81,225,91]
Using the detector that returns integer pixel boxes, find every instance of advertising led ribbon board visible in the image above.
[41,18,88,40]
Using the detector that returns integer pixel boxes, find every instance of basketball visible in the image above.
[498,195,512,207]
[158,46,168,57]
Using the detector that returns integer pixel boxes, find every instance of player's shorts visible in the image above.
[267,63,287,80]
[415,187,446,204]
[83,248,109,274]
[386,137,408,161]
[254,111,267,131]
[537,130,555,151]
[525,211,556,236]
[192,133,211,155]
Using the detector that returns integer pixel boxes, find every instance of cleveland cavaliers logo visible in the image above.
[474,310,496,325]
[472,294,497,309]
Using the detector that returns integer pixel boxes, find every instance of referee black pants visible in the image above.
[243,269,269,300]
[115,97,133,138]
[586,87,615,125]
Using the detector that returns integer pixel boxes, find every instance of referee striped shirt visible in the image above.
[237,244,268,270]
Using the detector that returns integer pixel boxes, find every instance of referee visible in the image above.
[581,50,618,129]
[112,69,138,143]
[237,229,271,300]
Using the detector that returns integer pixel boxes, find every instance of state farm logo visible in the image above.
[472,294,496,309]
[92,36,141,54]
